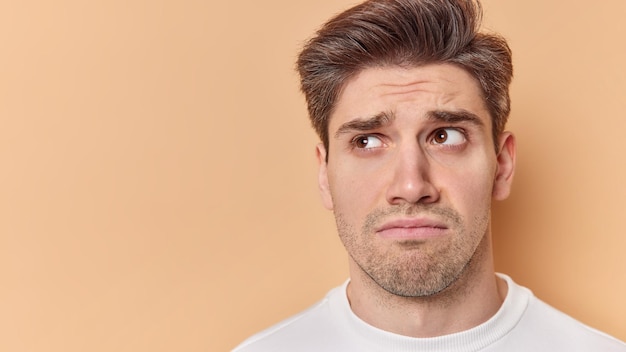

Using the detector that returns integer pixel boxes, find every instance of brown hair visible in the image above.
[296,0,513,152]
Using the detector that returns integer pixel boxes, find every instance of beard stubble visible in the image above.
[336,203,490,298]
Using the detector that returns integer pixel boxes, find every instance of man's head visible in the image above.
[296,0,516,299]
[297,0,512,154]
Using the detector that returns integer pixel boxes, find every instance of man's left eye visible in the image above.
[431,128,466,145]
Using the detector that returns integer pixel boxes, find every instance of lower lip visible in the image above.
[377,227,447,240]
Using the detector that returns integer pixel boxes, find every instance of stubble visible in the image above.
[336,204,490,298]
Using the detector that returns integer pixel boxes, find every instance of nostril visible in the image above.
[386,174,440,205]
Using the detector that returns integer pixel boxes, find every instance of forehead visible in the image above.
[330,64,488,130]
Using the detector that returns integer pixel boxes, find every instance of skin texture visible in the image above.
[316,63,516,337]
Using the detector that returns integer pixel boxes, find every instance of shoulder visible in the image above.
[232,284,349,352]
[502,277,626,351]
[522,296,625,350]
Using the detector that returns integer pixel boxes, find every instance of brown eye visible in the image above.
[355,137,369,148]
[431,128,466,146]
[353,135,384,149]
[433,129,448,144]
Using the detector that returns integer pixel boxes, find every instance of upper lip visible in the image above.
[375,217,448,233]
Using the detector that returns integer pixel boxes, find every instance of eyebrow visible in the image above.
[334,111,395,138]
[427,109,485,127]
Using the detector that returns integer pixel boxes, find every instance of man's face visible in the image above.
[317,64,515,297]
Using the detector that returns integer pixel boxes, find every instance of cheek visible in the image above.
[441,162,496,212]
[327,162,385,213]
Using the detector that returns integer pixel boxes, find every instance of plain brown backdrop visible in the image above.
[1,1,625,351]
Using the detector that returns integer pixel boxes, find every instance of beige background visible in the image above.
[1,1,625,351]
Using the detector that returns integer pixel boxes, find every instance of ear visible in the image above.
[492,132,516,201]
[316,144,334,210]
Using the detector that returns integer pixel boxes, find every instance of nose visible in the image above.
[385,144,439,205]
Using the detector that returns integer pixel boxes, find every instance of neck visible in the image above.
[346,236,507,338]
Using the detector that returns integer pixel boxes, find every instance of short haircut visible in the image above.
[296,0,513,152]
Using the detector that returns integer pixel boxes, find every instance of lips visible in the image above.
[375,218,448,240]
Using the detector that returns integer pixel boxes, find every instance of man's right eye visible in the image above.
[352,135,385,149]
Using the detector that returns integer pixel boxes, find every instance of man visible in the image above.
[233,0,626,351]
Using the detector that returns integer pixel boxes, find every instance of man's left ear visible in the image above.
[492,132,516,200]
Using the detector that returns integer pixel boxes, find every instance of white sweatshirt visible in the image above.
[233,274,626,352]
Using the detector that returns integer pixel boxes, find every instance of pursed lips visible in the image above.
[375,218,448,240]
